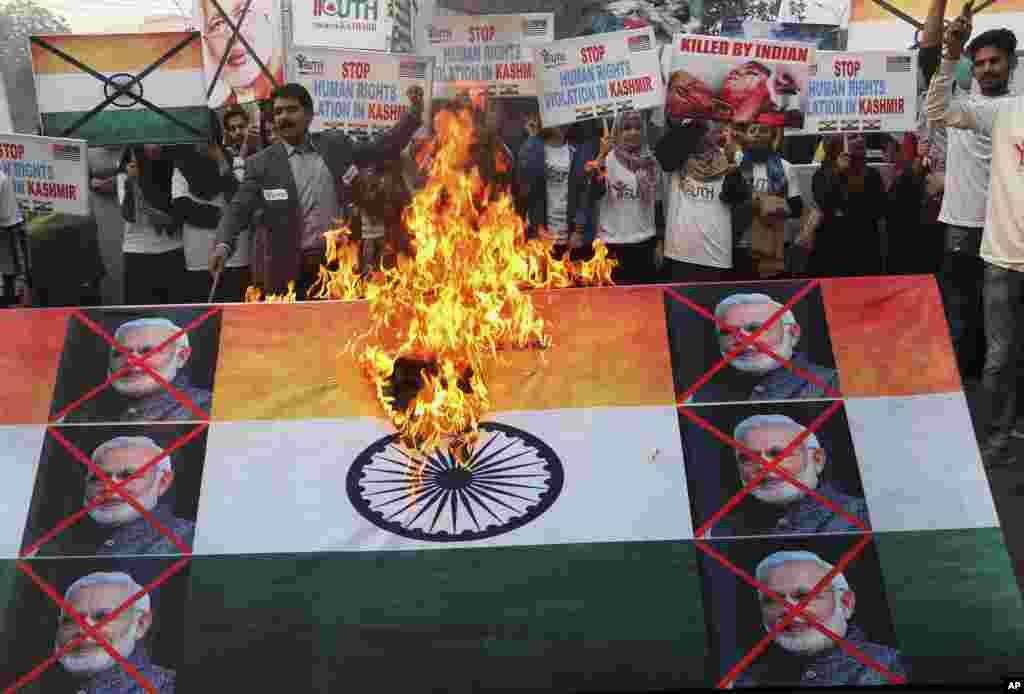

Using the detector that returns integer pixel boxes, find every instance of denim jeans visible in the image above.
[981,262,1024,452]
[938,225,985,373]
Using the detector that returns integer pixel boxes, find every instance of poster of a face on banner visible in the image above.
[534,28,665,128]
[0,134,90,218]
[292,0,394,51]
[195,0,286,109]
[667,34,815,128]
[424,13,553,99]
[288,48,433,137]
[797,51,918,135]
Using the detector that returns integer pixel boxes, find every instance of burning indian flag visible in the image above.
[30,32,209,146]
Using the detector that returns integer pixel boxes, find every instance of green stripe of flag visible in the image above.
[41,107,210,146]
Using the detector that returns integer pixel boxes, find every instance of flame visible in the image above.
[246,106,618,459]
[245,281,297,303]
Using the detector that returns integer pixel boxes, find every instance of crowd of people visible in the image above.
[0,0,1020,466]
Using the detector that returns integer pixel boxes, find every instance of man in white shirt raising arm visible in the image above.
[926,5,1024,469]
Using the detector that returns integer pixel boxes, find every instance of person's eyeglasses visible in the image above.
[760,588,835,610]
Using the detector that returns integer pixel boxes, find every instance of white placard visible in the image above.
[534,27,665,128]
[288,47,433,136]
[798,50,918,134]
[0,133,90,218]
[424,13,553,98]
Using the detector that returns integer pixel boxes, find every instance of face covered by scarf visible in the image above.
[609,110,658,205]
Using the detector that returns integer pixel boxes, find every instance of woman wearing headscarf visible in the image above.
[806,135,885,278]
[171,143,250,302]
[587,110,663,285]
[117,145,184,305]
[661,121,750,282]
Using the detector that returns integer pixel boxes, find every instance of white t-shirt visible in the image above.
[171,168,248,271]
[597,151,660,245]
[0,171,22,228]
[938,86,1017,228]
[543,144,572,244]
[118,174,184,255]
[664,171,732,269]
[937,60,1024,272]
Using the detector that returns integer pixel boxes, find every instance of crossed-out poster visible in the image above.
[668,34,815,128]
[534,27,665,128]
[423,13,553,99]
[30,32,209,146]
[0,134,89,218]
[287,47,433,137]
[0,278,1022,691]
[798,50,918,135]
[194,0,286,109]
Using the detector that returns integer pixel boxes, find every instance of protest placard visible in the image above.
[288,48,433,137]
[0,134,89,218]
[668,34,815,128]
[424,13,553,98]
[292,0,394,51]
[799,51,918,134]
[534,28,664,128]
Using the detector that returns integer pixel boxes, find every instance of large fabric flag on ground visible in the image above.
[0,279,1022,693]
[30,32,210,146]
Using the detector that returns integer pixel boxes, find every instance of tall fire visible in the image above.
[247,104,617,460]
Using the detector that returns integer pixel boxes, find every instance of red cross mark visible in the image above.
[6,307,221,693]
[1016,142,1024,168]
[5,558,191,694]
[665,280,900,687]
[52,308,221,424]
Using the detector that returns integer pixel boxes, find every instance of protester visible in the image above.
[587,111,664,285]
[735,123,803,279]
[931,1,1016,377]
[0,168,31,307]
[887,133,944,274]
[118,145,185,305]
[211,83,423,298]
[927,17,1023,468]
[518,114,591,258]
[351,161,413,274]
[173,144,251,303]
[806,135,886,278]
[661,121,750,282]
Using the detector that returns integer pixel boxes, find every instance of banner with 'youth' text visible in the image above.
[534,28,664,128]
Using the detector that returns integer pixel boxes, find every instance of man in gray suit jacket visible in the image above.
[210,82,423,296]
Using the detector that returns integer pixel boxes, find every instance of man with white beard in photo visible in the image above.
[690,293,839,403]
[732,551,908,687]
[28,436,194,557]
[54,572,175,693]
[711,415,869,537]
[59,318,212,423]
